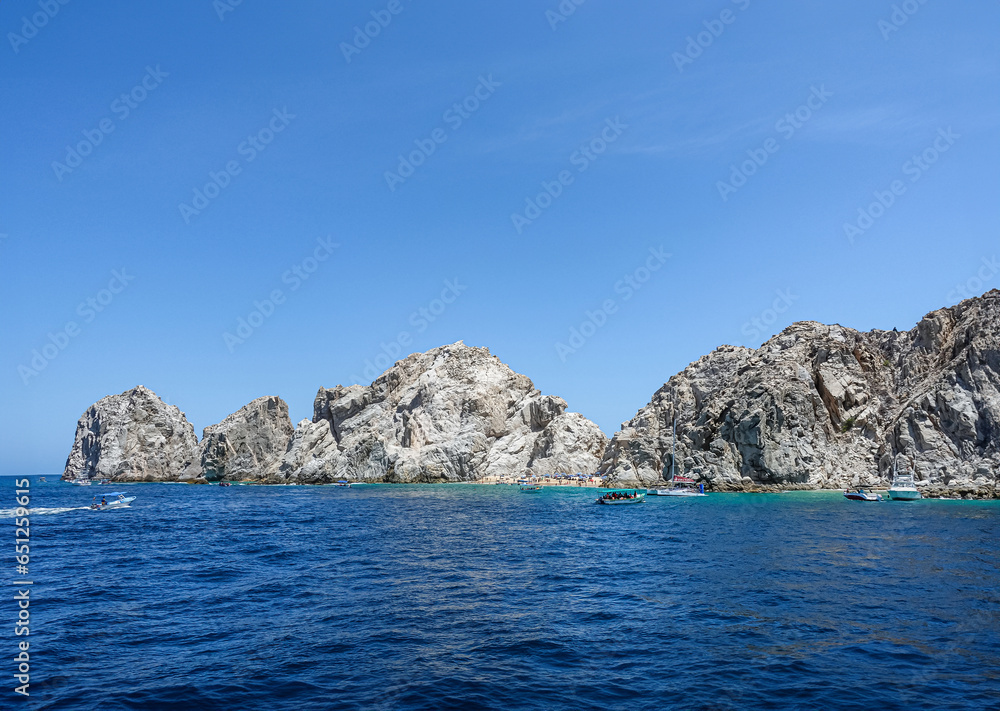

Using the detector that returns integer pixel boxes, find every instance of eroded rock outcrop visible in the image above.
[62,291,1000,495]
[62,385,201,482]
[264,342,607,483]
[62,345,606,484]
[200,396,294,481]
[601,290,1000,497]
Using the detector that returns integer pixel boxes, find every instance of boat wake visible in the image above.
[0,506,92,517]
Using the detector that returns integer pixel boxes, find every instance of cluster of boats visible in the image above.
[843,462,922,502]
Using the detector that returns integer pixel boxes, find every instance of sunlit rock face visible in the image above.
[602,290,1000,498]
[265,342,607,483]
[64,291,1000,496]
[61,345,605,484]
[62,385,201,482]
[200,396,294,481]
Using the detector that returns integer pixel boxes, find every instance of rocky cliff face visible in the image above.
[200,397,294,481]
[62,385,202,482]
[600,290,1000,498]
[61,343,606,484]
[265,342,607,483]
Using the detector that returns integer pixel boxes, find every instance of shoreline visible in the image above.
[38,476,1000,499]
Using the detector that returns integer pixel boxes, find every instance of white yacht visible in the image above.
[887,461,921,501]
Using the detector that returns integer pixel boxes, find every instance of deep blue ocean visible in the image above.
[4,479,999,710]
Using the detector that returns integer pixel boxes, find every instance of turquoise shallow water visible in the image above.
[6,479,1000,710]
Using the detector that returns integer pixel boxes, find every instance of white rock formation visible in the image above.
[200,396,294,481]
[265,342,607,483]
[61,344,606,484]
[61,385,201,482]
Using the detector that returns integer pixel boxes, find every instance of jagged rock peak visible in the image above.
[268,341,606,483]
[62,385,201,482]
[200,396,294,481]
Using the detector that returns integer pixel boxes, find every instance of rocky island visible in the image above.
[62,291,1000,497]
[63,343,607,485]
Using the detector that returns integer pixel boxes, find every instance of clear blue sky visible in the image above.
[1,1,998,476]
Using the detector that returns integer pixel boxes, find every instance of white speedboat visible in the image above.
[90,492,136,510]
[72,478,92,486]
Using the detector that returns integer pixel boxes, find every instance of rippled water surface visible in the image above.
[8,479,1000,710]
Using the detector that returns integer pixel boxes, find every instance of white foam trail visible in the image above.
[0,507,91,516]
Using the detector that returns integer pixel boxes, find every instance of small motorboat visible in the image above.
[596,489,646,505]
[38,477,46,482]
[844,488,882,501]
[519,484,542,492]
[218,482,232,487]
[71,478,92,486]
[335,480,352,488]
[99,479,111,485]
[90,492,136,510]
